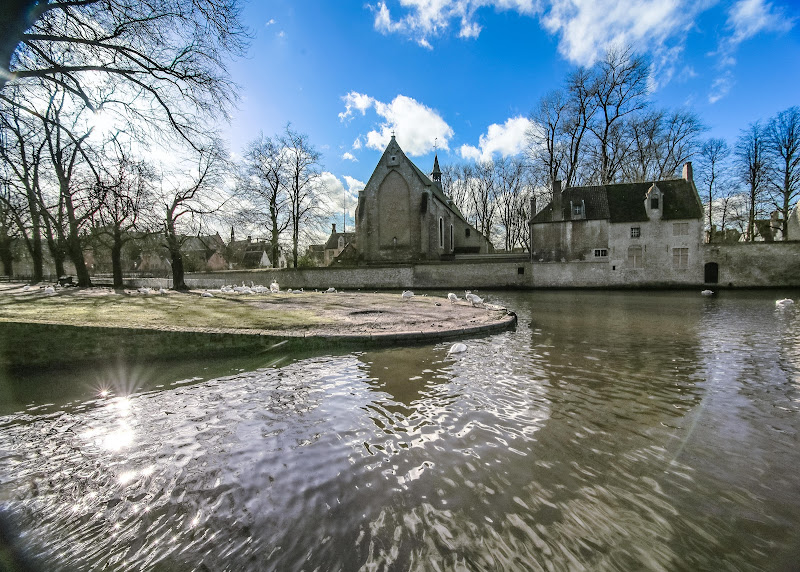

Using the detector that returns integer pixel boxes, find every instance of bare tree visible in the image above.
[94,146,155,288]
[469,160,497,240]
[1,0,247,145]
[282,126,323,268]
[589,46,650,184]
[698,138,732,242]
[765,106,800,240]
[237,133,291,268]
[735,122,770,241]
[527,90,568,189]
[494,157,530,251]
[160,143,228,290]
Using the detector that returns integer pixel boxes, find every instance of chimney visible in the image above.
[683,162,693,182]
[552,180,563,222]
[230,226,234,244]
[332,223,336,234]
[247,235,251,243]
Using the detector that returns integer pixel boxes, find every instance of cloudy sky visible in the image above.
[224,0,798,203]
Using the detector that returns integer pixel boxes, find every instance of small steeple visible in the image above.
[431,154,442,187]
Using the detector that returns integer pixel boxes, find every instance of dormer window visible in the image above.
[650,197,659,210]
[338,236,344,249]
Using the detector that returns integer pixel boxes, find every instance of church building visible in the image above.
[354,136,492,264]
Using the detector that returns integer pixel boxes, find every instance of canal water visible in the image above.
[0,290,798,571]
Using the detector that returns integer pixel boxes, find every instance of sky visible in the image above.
[223,0,799,222]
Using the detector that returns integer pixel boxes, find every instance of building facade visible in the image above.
[354,136,491,264]
[530,163,705,283]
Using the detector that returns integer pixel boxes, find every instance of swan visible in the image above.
[201,291,214,298]
[138,286,152,295]
[270,281,280,293]
[448,342,467,354]
[447,293,458,304]
[701,289,714,296]
[158,287,168,295]
[44,286,55,294]
[325,287,337,294]
[291,288,304,294]
[776,298,794,307]
[22,285,30,292]
[464,291,483,307]
[401,290,414,301]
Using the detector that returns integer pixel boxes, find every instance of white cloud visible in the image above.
[342,152,358,162]
[343,176,366,192]
[368,95,453,156]
[369,0,536,46]
[265,18,276,26]
[460,116,532,161]
[338,91,375,121]
[340,92,453,156]
[708,72,734,104]
[726,0,793,46]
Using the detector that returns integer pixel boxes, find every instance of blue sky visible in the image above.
[224,0,799,199]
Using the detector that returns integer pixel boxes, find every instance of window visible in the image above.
[673,222,689,236]
[594,248,608,258]
[630,227,641,238]
[627,245,643,268]
[672,247,689,269]
[450,224,454,250]
[650,197,659,209]
[439,217,444,248]
[465,228,471,238]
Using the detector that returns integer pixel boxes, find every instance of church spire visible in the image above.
[431,153,442,187]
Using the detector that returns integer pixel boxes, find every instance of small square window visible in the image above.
[630,227,641,238]
[517,266,525,275]
[650,197,659,209]
[594,248,608,257]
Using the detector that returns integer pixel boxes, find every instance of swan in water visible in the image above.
[776,298,795,307]
[448,342,467,354]
[701,289,714,296]
[447,293,458,304]
[401,290,414,301]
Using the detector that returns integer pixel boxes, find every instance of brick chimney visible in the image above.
[682,162,693,182]
[552,180,563,221]
[332,223,336,234]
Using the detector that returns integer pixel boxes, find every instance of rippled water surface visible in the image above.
[1,290,799,571]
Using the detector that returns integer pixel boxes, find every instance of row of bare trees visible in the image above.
[527,46,706,191]
[0,0,250,287]
[441,157,533,252]
[697,106,799,242]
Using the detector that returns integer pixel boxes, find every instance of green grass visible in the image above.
[0,290,330,332]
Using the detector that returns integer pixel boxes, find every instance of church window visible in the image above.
[439,218,444,248]
[450,224,454,250]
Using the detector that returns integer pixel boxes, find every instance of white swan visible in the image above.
[447,293,458,304]
[325,287,337,294]
[201,291,214,298]
[776,298,795,307]
[701,289,714,296]
[401,290,414,301]
[44,286,55,294]
[270,281,280,293]
[464,291,484,307]
[448,342,467,354]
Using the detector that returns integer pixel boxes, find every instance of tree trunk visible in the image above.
[111,230,123,289]
[0,237,13,277]
[170,248,187,290]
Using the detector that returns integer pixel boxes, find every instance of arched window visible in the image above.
[450,224,454,250]
[439,217,444,248]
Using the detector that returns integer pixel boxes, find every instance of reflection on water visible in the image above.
[0,290,799,570]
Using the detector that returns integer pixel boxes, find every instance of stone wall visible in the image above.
[703,242,800,288]
[129,242,799,291]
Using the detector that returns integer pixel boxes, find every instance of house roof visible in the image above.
[532,178,703,224]
[324,231,356,250]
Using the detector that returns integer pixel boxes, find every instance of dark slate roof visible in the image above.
[324,232,355,250]
[532,178,702,224]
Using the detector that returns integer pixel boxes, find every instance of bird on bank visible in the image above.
[325,287,337,293]
[401,290,414,301]
[270,281,280,293]
[447,293,458,304]
[201,291,214,298]
[464,291,483,307]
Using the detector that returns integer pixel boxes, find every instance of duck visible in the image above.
[401,290,414,301]
[447,293,458,304]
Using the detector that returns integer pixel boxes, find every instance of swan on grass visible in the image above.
[401,290,414,301]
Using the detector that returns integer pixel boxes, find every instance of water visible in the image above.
[0,290,799,571]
